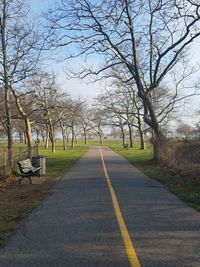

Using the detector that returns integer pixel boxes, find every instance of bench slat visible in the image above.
[18,159,32,169]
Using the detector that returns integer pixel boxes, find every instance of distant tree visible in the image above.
[189,109,200,139]
[176,122,193,139]
[66,100,83,148]
[13,119,26,143]
[32,73,64,152]
[32,124,42,144]
[96,86,146,149]
[55,98,72,150]
[79,106,92,145]
[194,122,200,139]
[89,108,106,145]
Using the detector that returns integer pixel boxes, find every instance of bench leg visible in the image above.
[18,176,32,184]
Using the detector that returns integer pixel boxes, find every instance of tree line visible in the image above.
[1,0,200,175]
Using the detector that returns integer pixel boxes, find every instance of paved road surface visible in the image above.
[0,146,199,266]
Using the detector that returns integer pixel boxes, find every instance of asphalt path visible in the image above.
[0,146,199,267]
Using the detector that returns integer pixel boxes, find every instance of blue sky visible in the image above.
[27,0,200,124]
[29,0,51,12]
[29,0,100,99]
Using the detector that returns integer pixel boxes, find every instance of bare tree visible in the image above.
[0,0,15,172]
[96,84,146,149]
[194,121,200,139]
[79,106,92,145]
[31,109,49,148]
[0,0,44,171]
[176,121,193,139]
[66,100,83,148]
[100,65,199,149]
[13,119,26,143]
[11,89,38,158]
[106,113,127,146]
[55,98,72,150]
[89,108,105,145]
[32,73,63,153]
[48,0,200,158]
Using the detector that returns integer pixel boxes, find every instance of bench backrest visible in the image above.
[17,159,33,170]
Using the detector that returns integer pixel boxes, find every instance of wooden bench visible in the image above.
[123,144,128,149]
[17,159,41,184]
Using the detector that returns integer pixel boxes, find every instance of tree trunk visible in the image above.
[25,117,33,159]
[49,128,56,152]
[60,122,67,150]
[71,127,75,149]
[47,113,55,152]
[67,133,69,143]
[24,132,27,144]
[1,14,13,174]
[63,132,67,150]
[41,130,45,143]
[120,125,125,146]
[5,89,13,173]
[36,130,40,143]
[45,130,49,149]
[51,138,56,153]
[153,130,166,161]
[99,133,103,145]
[128,123,133,148]
[139,129,146,150]
[74,133,78,144]
[84,130,87,144]
[10,85,33,159]
[19,132,23,143]
[137,115,146,150]
[142,92,163,158]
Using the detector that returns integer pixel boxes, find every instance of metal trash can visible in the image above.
[32,155,46,175]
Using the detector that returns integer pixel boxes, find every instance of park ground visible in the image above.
[0,140,199,247]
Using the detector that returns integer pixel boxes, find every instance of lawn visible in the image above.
[105,141,200,212]
[39,144,88,177]
[0,144,88,247]
[80,139,200,212]
[0,139,199,248]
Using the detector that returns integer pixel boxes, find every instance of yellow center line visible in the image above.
[99,147,141,267]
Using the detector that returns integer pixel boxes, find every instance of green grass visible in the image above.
[0,141,88,176]
[0,143,88,247]
[0,138,199,248]
[39,144,88,177]
[80,139,200,211]
[106,141,200,212]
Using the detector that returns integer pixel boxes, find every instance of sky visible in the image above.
[29,0,200,125]
[29,0,100,100]
[29,0,52,11]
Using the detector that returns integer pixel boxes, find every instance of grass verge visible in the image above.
[108,142,200,212]
[0,182,50,246]
[0,144,88,247]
